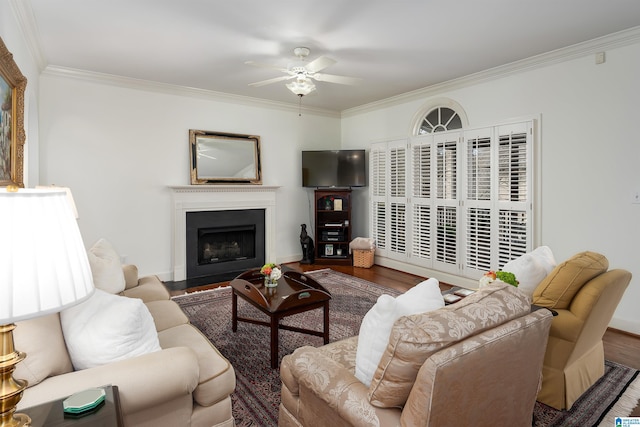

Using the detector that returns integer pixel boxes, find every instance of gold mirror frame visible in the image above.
[0,37,27,188]
[189,130,262,184]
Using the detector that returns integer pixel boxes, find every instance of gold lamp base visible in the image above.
[0,323,31,427]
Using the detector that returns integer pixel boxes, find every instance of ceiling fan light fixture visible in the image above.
[293,47,310,59]
[286,79,316,96]
[247,46,359,102]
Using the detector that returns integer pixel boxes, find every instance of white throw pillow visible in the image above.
[503,246,556,298]
[355,278,444,386]
[87,238,126,294]
[60,289,161,370]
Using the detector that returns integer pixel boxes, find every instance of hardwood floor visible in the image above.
[168,263,426,297]
[170,262,640,415]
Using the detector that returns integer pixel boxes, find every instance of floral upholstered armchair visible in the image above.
[279,283,553,427]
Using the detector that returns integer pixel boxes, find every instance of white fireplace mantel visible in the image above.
[170,185,279,281]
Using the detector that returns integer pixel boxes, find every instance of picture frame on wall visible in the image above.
[0,37,27,188]
[189,129,262,185]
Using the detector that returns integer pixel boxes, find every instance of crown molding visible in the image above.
[9,0,47,71]
[341,26,640,118]
[41,66,340,118]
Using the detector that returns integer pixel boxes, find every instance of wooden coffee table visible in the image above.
[231,269,331,368]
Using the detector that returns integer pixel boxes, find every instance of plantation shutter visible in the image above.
[368,118,534,281]
[388,140,407,259]
[496,123,531,268]
[370,142,387,252]
[410,137,432,262]
[462,123,532,276]
[433,134,459,273]
[464,129,493,273]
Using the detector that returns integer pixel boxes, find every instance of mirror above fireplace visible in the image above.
[189,129,262,184]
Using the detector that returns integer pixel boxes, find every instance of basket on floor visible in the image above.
[353,249,375,268]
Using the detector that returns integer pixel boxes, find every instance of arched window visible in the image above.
[410,98,468,136]
[419,107,463,134]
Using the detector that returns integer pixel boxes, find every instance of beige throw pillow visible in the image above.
[532,251,608,309]
[13,314,74,387]
[87,238,126,294]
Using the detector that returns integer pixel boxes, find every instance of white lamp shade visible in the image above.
[35,185,79,219]
[0,189,95,323]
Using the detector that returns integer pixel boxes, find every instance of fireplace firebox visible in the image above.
[186,209,265,282]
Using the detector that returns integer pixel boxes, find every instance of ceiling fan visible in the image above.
[245,47,361,97]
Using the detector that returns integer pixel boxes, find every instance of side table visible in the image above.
[20,385,124,427]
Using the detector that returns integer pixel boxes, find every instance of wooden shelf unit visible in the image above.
[314,189,352,265]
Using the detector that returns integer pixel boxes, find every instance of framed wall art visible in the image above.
[189,129,262,184]
[0,37,27,188]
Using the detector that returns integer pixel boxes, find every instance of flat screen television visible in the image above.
[302,149,366,188]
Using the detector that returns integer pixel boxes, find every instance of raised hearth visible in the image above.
[170,185,278,282]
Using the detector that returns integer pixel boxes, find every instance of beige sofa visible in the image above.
[279,283,553,426]
[13,264,236,427]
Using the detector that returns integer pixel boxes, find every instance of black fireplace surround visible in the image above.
[186,209,265,282]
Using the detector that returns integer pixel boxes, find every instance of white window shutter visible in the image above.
[389,144,406,198]
[369,119,534,280]
[463,128,493,274]
[411,142,431,199]
[372,201,387,251]
[435,205,458,269]
[370,143,388,253]
[390,203,406,255]
[466,135,492,201]
[370,143,387,198]
[411,204,431,260]
[495,123,531,268]
[498,210,528,267]
[409,137,433,262]
[388,141,408,259]
[433,133,459,273]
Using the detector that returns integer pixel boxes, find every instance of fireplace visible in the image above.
[186,209,265,281]
[170,185,278,282]
[198,226,255,264]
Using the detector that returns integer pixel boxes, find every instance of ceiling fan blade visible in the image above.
[248,75,294,87]
[311,73,362,85]
[305,56,336,73]
[245,60,289,73]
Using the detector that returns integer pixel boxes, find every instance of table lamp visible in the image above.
[0,188,95,426]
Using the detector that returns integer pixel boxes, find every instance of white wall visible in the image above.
[0,0,41,186]
[38,73,341,279]
[341,40,640,334]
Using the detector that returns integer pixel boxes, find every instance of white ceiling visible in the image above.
[22,0,640,112]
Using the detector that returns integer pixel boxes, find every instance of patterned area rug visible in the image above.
[172,269,640,427]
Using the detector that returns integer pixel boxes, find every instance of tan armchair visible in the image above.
[279,283,553,427]
[532,251,631,410]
